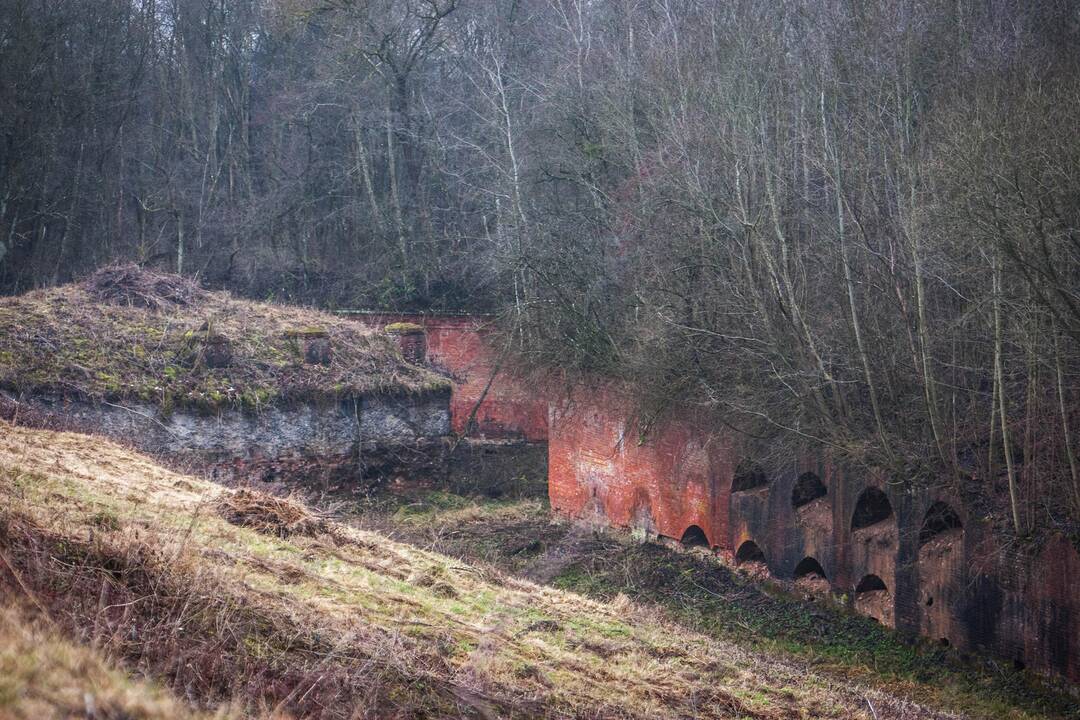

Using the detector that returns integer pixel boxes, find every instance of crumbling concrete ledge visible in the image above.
[1,389,451,486]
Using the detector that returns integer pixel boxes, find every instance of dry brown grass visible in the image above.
[216,488,330,539]
[0,266,449,413]
[0,422,952,719]
[0,600,229,720]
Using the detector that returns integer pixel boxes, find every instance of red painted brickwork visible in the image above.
[349,314,548,442]
[548,384,734,549]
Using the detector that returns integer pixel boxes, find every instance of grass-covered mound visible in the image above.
[0,265,448,413]
[0,422,926,719]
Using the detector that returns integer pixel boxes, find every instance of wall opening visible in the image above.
[793,556,829,594]
[854,574,894,626]
[735,540,766,564]
[794,556,827,580]
[731,461,768,493]
[855,574,887,593]
[851,488,894,531]
[680,525,710,548]
[918,502,963,547]
[791,472,827,508]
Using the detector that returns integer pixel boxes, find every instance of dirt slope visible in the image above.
[0,600,228,720]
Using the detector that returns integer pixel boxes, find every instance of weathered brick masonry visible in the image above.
[548,382,1080,684]
[349,316,1078,684]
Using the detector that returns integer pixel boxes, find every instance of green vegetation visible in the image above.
[383,321,425,335]
[0,266,449,413]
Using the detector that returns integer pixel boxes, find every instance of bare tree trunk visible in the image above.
[353,122,385,234]
[1053,322,1080,511]
[822,92,893,462]
[993,250,1022,534]
[386,97,407,267]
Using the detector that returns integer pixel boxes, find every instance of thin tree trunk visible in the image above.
[385,97,406,267]
[993,250,1022,534]
[822,92,893,462]
[1053,322,1080,511]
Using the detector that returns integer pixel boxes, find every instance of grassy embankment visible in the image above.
[374,491,1080,720]
[0,601,230,720]
[0,421,951,719]
[0,265,447,415]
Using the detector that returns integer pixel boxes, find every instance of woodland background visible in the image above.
[2,0,1079,537]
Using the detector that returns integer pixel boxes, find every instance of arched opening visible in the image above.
[731,461,768,493]
[855,574,887,593]
[793,556,829,594]
[735,540,766,564]
[794,556,827,580]
[854,574,893,626]
[851,488,894,531]
[679,525,710,548]
[918,502,963,547]
[791,472,827,508]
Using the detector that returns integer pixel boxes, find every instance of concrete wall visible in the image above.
[548,383,1080,683]
[1,390,450,485]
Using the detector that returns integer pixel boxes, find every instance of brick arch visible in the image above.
[916,500,966,646]
[628,488,656,534]
[791,471,827,508]
[731,460,768,493]
[794,556,827,580]
[854,573,894,627]
[918,501,964,547]
[851,487,894,532]
[847,484,898,625]
[735,539,766,565]
[680,524,710,548]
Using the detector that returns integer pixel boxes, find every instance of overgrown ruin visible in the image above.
[346,311,1080,685]
[2,277,1077,687]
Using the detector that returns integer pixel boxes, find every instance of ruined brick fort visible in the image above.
[355,313,1080,686]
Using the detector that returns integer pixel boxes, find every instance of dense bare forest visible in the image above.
[2,0,1079,537]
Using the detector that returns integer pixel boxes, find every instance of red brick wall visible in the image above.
[548,384,734,548]
[547,381,1080,683]
[349,314,1079,682]
[349,314,548,442]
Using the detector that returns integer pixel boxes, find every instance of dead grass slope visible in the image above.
[0,422,950,719]
[0,600,229,720]
[0,265,448,413]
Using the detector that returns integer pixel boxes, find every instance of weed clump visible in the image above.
[85,263,206,311]
[216,488,328,539]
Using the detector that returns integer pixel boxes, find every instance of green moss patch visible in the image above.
[384,321,425,335]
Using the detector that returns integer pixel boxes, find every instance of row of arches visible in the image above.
[681,493,962,553]
[680,489,963,627]
[731,463,962,547]
[732,465,829,511]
